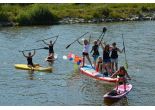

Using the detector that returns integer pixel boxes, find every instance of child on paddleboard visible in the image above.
[111,42,124,72]
[42,36,58,59]
[111,66,131,92]
[22,50,36,67]
[96,56,103,72]
[78,36,93,68]
[90,40,100,68]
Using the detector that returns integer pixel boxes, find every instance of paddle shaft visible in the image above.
[66,32,89,49]
[97,27,107,42]
[122,34,128,68]
[19,47,48,52]
[36,35,59,42]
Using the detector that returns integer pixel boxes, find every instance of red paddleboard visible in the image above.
[80,65,118,83]
[103,84,132,99]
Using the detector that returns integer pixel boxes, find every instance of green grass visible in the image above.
[0,3,155,26]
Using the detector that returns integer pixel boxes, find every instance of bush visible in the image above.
[93,7,111,18]
[0,11,9,22]
[16,13,31,26]
[29,5,58,25]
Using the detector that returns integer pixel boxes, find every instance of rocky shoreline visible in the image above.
[59,15,155,24]
[1,15,155,27]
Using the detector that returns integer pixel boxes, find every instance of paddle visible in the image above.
[36,35,59,42]
[122,34,128,69]
[19,47,49,52]
[66,32,89,49]
[100,27,107,41]
[97,27,107,41]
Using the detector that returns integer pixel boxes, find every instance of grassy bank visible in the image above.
[0,3,155,26]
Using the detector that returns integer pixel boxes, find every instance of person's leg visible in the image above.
[93,56,96,68]
[99,63,103,73]
[124,80,126,91]
[115,59,118,71]
[111,60,114,73]
[86,55,93,68]
[82,55,85,67]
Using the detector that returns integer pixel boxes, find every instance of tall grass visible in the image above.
[0,3,155,25]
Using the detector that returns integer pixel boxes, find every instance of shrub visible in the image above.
[29,5,58,25]
[0,11,9,22]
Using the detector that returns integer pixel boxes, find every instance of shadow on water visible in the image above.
[103,96,128,106]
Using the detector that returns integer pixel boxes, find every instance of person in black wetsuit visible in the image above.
[90,40,100,68]
[42,36,58,59]
[111,42,124,72]
[22,50,35,67]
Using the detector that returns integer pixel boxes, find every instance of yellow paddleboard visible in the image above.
[14,64,52,72]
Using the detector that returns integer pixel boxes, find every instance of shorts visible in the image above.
[93,55,99,62]
[83,52,89,56]
[103,58,111,64]
[111,58,118,63]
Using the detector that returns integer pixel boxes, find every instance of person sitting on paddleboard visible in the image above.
[111,66,131,92]
[100,43,112,75]
[111,42,124,72]
[90,40,100,68]
[96,56,103,72]
[77,37,93,68]
[22,50,35,67]
[42,36,58,59]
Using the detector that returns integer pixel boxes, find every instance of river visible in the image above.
[0,21,155,106]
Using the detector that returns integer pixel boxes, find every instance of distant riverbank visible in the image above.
[0,3,155,26]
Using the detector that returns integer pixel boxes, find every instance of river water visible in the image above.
[0,21,155,106]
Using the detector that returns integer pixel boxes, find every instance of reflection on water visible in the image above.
[27,70,35,80]
[104,96,128,106]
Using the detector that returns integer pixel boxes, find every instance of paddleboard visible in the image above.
[45,54,58,62]
[80,65,118,83]
[103,84,132,99]
[15,64,52,72]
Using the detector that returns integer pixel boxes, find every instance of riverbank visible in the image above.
[1,15,155,27]
[58,15,155,24]
[0,3,155,26]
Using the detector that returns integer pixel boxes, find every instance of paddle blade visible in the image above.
[43,47,49,50]
[66,44,71,49]
[103,27,107,33]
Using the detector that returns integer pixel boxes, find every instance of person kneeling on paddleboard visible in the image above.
[111,66,131,92]
[42,36,58,59]
[96,56,103,72]
[22,50,36,67]
[78,37,93,68]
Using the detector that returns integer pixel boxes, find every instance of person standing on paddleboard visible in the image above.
[90,40,100,68]
[78,37,93,68]
[111,66,131,92]
[42,36,58,59]
[111,42,124,72]
[22,50,36,67]
[100,43,112,76]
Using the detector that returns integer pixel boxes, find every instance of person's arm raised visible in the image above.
[53,36,59,45]
[22,51,27,58]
